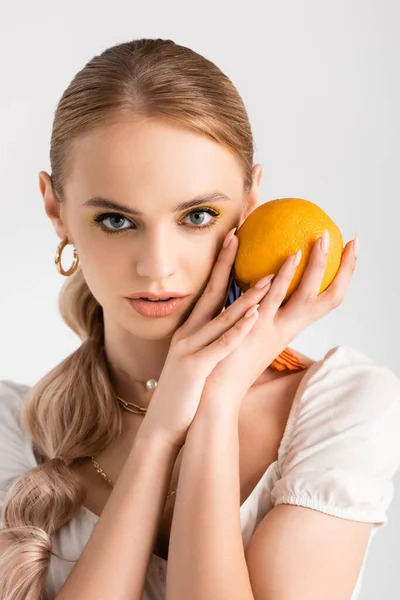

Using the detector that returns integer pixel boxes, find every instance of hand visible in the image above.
[138,228,274,451]
[197,232,359,415]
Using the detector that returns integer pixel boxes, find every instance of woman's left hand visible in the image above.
[197,231,359,415]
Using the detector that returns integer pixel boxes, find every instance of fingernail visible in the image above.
[255,273,275,289]
[353,232,360,257]
[223,227,237,248]
[320,230,330,254]
[245,304,260,318]
[292,249,302,267]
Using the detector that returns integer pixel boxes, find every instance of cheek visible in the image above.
[76,239,130,304]
[72,219,126,274]
[191,242,221,288]
[79,260,125,310]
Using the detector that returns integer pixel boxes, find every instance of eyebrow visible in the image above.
[83,190,231,216]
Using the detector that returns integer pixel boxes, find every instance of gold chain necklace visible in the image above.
[90,360,177,500]
[90,454,177,500]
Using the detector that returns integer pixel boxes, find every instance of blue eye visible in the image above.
[182,210,214,227]
[100,214,131,231]
[92,207,221,235]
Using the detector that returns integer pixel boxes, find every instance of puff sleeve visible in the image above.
[0,380,36,503]
[271,346,400,530]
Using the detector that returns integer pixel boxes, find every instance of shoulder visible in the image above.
[0,380,36,492]
[271,343,400,435]
[0,379,30,431]
[0,379,31,408]
[0,379,31,433]
[302,344,400,416]
[280,345,400,461]
[286,346,315,367]
[271,345,400,528]
[287,344,400,418]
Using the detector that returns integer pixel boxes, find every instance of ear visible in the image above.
[239,164,263,224]
[38,171,70,241]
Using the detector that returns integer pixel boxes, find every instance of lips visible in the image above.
[140,297,173,301]
[126,296,187,318]
[127,292,187,300]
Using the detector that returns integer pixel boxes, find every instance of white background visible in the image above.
[0,1,399,597]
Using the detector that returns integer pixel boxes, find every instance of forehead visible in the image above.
[64,118,245,203]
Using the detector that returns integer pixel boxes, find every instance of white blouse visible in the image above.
[1,345,400,599]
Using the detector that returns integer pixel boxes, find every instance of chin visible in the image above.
[123,315,182,341]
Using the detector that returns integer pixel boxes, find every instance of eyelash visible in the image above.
[91,207,221,235]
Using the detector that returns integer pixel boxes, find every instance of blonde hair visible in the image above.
[0,38,255,598]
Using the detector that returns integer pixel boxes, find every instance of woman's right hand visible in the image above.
[138,227,275,452]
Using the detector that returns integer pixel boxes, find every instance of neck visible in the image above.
[103,321,173,410]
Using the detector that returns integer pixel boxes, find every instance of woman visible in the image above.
[1,38,399,600]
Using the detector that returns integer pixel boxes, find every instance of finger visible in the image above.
[316,239,357,311]
[276,238,356,333]
[191,304,260,374]
[291,232,329,302]
[183,229,238,335]
[183,277,273,354]
[258,250,302,318]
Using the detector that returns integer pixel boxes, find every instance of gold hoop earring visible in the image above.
[54,237,79,276]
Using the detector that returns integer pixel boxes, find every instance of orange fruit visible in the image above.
[233,198,344,303]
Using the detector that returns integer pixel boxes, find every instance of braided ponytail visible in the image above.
[0,269,122,599]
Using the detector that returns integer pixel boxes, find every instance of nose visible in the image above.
[136,228,175,281]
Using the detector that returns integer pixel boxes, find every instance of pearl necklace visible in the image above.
[108,360,159,394]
